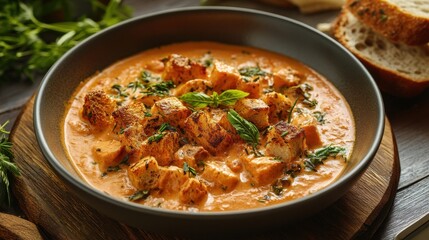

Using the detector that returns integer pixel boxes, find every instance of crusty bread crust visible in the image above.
[346,0,429,45]
[332,9,429,97]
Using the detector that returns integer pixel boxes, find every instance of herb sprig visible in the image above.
[128,190,150,202]
[304,145,346,171]
[183,162,197,177]
[0,0,132,81]
[147,123,175,143]
[180,90,249,108]
[142,81,175,96]
[0,121,20,206]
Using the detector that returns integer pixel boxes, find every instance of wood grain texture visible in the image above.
[9,96,399,239]
[0,213,43,240]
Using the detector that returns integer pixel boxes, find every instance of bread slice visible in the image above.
[346,0,429,45]
[332,9,429,97]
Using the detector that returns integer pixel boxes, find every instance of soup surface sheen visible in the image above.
[63,42,355,212]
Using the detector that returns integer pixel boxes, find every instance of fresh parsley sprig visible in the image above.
[0,121,20,206]
[180,90,249,108]
[147,123,175,143]
[227,110,261,156]
[0,0,132,81]
[304,145,346,171]
[183,162,197,177]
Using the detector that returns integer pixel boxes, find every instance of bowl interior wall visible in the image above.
[37,8,382,216]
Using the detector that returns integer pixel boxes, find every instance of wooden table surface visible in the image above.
[1,1,428,239]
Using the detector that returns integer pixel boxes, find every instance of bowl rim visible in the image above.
[34,6,385,218]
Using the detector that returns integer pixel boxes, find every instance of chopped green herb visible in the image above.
[313,111,326,124]
[147,123,175,143]
[288,98,299,123]
[142,80,175,96]
[147,133,164,143]
[127,81,144,92]
[111,84,128,97]
[304,145,346,171]
[144,112,152,117]
[201,52,213,67]
[140,70,159,83]
[238,66,267,77]
[271,183,283,196]
[128,190,150,201]
[183,162,197,177]
[281,131,289,137]
[293,83,318,108]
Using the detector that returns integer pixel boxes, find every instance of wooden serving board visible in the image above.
[8,96,400,240]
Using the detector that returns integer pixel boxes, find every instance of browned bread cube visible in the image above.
[92,140,124,170]
[265,121,304,162]
[183,111,233,155]
[162,54,208,85]
[234,98,270,129]
[242,156,285,186]
[150,97,191,127]
[210,61,240,92]
[128,156,161,190]
[200,161,239,193]
[179,178,208,204]
[82,90,115,129]
[261,92,293,124]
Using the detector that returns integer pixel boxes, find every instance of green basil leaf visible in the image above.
[180,92,213,108]
[227,109,259,146]
[218,90,249,106]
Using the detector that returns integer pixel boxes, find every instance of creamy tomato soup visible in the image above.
[63,42,354,211]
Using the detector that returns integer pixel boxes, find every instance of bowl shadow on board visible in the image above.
[34,6,384,237]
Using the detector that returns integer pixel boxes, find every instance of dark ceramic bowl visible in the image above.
[34,7,384,235]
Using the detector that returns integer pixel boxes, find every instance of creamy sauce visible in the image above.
[63,42,354,211]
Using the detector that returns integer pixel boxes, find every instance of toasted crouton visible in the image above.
[157,166,189,195]
[242,156,285,186]
[200,161,239,193]
[183,111,233,155]
[174,79,213,96]
[236,78,261,98]
[162,54,208,85]
[292,113,323,149]
[112,102,162,152]
[128,156,161,190]
[139,131,180,166]
[112,102,147,130]
[92,140,124,170]
[272,67,304,90]
[179,178,208,204]
[173,144,209,169]
[82,90,115,129]
[234,99,270,129]
[210,61,240,92]
[150,97,191,127]
[261,92,293,124]
[265,121,304,162]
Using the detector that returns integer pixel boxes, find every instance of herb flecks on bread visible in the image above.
[346,0,429,45]
[333,9,429,97]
